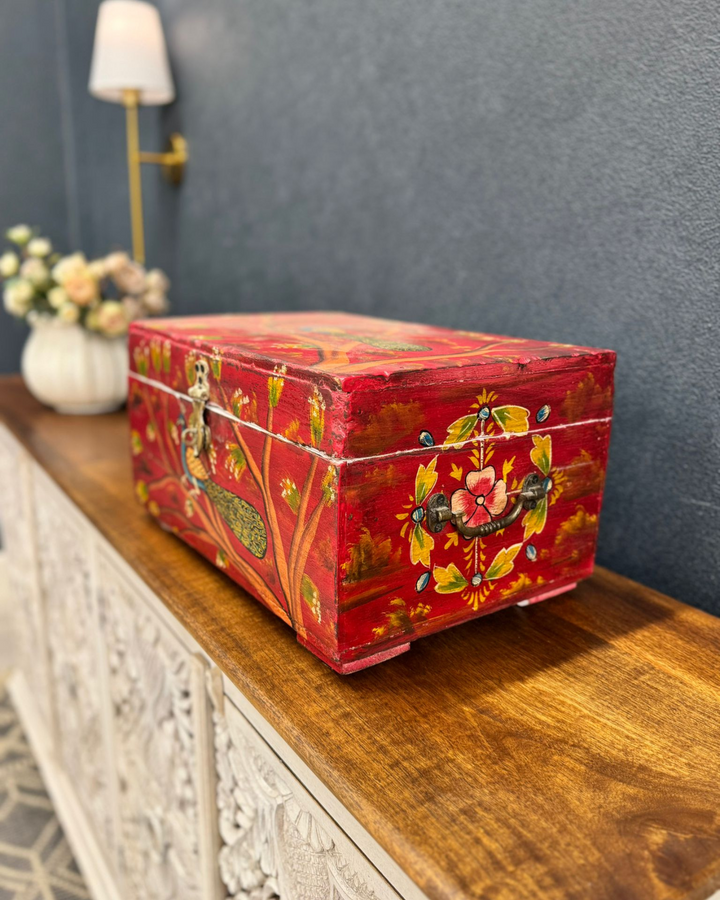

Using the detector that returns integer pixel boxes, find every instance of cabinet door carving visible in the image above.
[212,691,399,900]
[0,425,53,731]
[97,547,218,900]
[31,466,115,858]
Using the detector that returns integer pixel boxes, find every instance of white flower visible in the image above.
[112,259,146,295]
[142,289,169,314]
[121,295,143,321]
[3,278,34,316]
[52,252,88,284]
[0,252,19,278]
[145,268,170,293]
[104,251,130,274]
[27,237,52,257]
[47,286,69,309]
[88,258,107,280]
[20,257,50,289]
[52,253,98,306]
[6,225,32,245]
[57,301,80,324]
[96,300,129,337]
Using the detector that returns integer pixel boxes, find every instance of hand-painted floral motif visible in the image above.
[450,466,508,530]
[401,390,569,610]
[397,457,438,568]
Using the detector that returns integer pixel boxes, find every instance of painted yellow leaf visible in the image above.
[410,523,434,567]
[531,434,552,476]
[485,543,522,580]
[444,531,460,550]
[491,406,530,434]
[415,456,438,505]
[523,496,547,541]
[502,455,515,482]
[443,413,478,449]
[450,463,463,481]
[433,563,468,594]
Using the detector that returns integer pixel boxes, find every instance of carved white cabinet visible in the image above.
[0,423,405,900]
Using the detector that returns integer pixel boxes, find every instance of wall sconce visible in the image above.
[88,0,187,265]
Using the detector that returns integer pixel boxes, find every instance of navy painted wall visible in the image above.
[3,0,720,613]
[0,0,71,373]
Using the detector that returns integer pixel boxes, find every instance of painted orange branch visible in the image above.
[260,405,292,607]
[140,386,173,474]
[291,494,327,627]
[287,455,318,601]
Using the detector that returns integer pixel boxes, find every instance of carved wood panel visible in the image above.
[0,426,54,733]
[31,466,116,862]
[97,547,218,900]
[212,689,400,900]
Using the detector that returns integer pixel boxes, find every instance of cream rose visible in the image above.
[53,254,99,306]
[113,259,146,295]
[20,258,50,289]
[96,300,129,337]
[47,286,69,309]
[145,268,170,294]
[6,225,32,245]
[104,251,130,274]
[142,289,169,315]
[3,278,34,316]
[0,252,19,278]
[52,252,87,284]
[88,258,107,280]
[57,301,80,324]
[27,237,52,257]
[121,295,143,321]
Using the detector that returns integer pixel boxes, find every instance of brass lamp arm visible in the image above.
[122,89,187,264]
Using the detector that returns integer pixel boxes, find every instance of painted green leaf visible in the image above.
[485,543,522,580]
[410,523,434,567]
[530,434,552,476]
[225,443,246,480]
[491,406,530,434]
[443,414,477,449]
[281,477,300,514]
[433,563,469,593]
[415,456,438,505]
[523,496,547,541]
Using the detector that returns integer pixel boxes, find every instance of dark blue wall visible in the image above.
[4,0,720,613]
[0,0,71,372]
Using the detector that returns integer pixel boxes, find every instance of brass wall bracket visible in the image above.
[137,133,188,185]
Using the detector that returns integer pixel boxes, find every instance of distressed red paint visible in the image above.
[128,312,615,672]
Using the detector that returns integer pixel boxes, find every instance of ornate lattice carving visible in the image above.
[213,697,384,900]
[0,426,53,731]
[98,550,205,900]
[31,467,114,859]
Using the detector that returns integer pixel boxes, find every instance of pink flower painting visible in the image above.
[451,466,508,529]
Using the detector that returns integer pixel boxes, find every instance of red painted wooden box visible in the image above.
[128,312,615,672]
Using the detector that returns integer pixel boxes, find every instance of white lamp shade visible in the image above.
[89,0,175,105]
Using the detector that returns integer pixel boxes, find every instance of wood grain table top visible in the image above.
[2,374,719,900]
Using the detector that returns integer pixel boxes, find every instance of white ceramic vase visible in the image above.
[21,318,128,415]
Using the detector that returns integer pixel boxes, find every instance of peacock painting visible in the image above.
[178,410,267,560]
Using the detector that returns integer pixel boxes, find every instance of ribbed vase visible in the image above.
[21,319,128,415]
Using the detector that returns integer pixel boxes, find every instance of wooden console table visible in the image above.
[1,375,719,900]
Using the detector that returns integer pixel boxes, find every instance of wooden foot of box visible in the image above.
[297,635,411,673]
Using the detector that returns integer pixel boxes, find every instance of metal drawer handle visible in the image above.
[426,473,548,539]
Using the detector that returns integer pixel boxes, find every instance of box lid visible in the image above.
[130,311,615,460]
